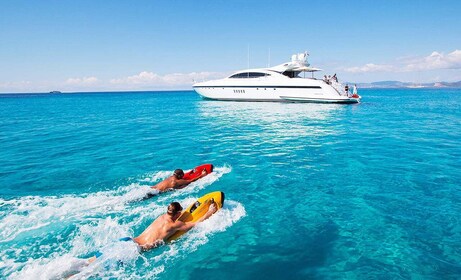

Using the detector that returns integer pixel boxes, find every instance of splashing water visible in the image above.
[1,165,242,279]
[0,165,232,242]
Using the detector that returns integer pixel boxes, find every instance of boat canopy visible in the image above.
[292,66,322,72]
[269,52,322,73]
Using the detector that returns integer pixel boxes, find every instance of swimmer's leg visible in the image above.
[87,238,130,263]
[87,251,103,264]
[141,189,161,201]
[86,237,131,262]
[62,256,95,279]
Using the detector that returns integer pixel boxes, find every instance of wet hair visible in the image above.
[167,202,183,216]
[173,169,184,179]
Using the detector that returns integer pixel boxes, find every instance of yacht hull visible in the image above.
[193,86,360,104]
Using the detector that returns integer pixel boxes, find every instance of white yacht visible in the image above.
[193,52,360,104]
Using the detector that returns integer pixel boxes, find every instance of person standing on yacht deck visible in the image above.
[345,84,350,97]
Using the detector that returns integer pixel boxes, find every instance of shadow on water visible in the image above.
[180,220,339,279]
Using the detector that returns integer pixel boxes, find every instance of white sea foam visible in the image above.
[140,170,171,183]
[1,165,238,279]
[0,191,124,242]
[175,200,246,251]
[8,199,245,279]
[0,165,232,243]
[9,254,89,280]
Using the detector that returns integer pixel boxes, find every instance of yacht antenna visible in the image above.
[268,48,271,67]
[247,44,250,78]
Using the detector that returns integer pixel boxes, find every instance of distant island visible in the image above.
[350,80,461,89]
[49,91,62,94]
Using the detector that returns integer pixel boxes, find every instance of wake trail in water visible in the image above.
[8,200,245,280]
[1,165,236,279]
[0,165,232,243]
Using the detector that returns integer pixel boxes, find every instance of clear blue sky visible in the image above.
[1,0,460,92]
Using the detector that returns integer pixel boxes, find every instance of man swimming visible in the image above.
[87,201,216,261]
[133,201,216,249]
[63,201,217,278]
[151,168,208,192]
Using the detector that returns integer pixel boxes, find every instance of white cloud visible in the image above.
[344,49,461,74]
[110,71,225,88]
[0,72,229,93]
[344,63,394,73]
[0,81,33,92]
[65,76,99,85]
[402,50,461,71]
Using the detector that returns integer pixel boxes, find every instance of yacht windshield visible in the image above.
[282,71,301,78]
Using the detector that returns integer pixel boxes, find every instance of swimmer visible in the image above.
[134,201,216,249]
[64,201,216,278]
[88,201,216,260]
[151,169,208,192]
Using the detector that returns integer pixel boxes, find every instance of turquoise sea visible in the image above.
[0,89,460,279]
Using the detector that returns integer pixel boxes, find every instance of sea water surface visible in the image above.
[0,89,460,279]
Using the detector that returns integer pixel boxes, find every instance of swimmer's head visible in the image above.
[173,169,184,179]
[167,202,183,217]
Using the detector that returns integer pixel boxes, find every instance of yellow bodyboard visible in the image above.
[167,191,225,241]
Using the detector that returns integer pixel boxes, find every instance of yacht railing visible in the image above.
[329,81,347,96]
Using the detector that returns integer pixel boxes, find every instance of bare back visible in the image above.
[152,176,194,192]
[152,176,177,192]
[133,214,180,250]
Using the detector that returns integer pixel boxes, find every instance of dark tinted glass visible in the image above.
[229,72,270,78]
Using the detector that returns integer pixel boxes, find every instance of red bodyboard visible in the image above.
[182,164,214,180]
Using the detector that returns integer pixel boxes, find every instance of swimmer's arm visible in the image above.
[174,204,217,231]
[174,220,195,231]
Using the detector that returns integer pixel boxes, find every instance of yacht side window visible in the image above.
[229,72,270,79]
